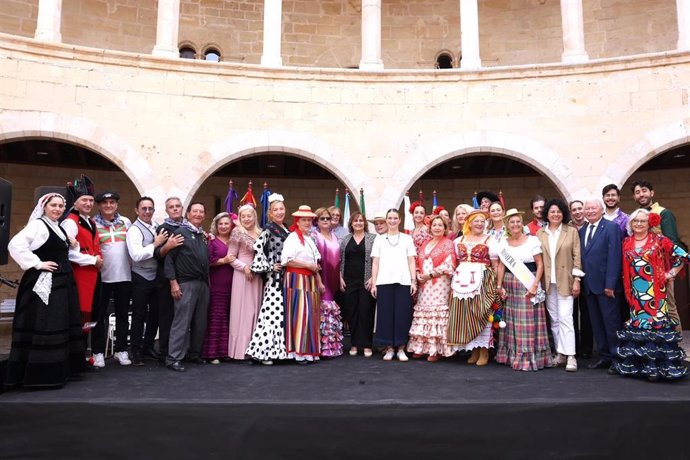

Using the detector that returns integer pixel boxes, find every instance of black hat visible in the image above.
[67,174,96,201]
[476,190,499,204]
[95,191,120,203]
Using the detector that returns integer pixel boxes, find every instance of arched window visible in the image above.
[179,45,196,59]
[435,52,453,69]
[204,46,221,62]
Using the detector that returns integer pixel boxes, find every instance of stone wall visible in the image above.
[0,0,680,67]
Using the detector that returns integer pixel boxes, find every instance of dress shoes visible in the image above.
[186,357,207,365]
[587,359,612,370]
[166,361,186,372]
[130,351,144,367]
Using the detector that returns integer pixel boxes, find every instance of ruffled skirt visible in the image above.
[611,324,688,380]
[320,300,343,358]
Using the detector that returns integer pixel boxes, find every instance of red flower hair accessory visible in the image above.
[648,213,661,227]
[409,200,425,214]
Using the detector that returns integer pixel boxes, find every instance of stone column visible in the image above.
[261,0,283,67]
[560,0,589,63]
[460,0,481,70]
[34,0,62,42]
[678,0,690,50]
[359,0,384,70]
[152,0,180,58]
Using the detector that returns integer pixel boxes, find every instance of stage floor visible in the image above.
[2,352,690,459]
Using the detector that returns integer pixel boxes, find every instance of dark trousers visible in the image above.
[98,281,132,353]
[157,276,175,356]
[586,292,622,361]
[573,294,593,356]
[130,272,159,354]
[374,284,412,348]
[343,287,376,348]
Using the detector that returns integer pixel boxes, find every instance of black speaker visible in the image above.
[0,178,12,265]
[33,186,70,222]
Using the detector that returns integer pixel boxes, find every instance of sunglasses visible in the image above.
[318,216,331,221]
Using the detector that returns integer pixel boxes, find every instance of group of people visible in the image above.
[3,174,688,389]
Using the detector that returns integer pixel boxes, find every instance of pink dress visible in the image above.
[312,230,343,357]
[407,237,457,357]
[227,228,263,360]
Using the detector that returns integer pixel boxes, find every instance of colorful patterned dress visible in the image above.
[407,237,457,357]
[612,233,688,380]
[312,230,344,358]
[447,236,499,351]
[495,236,553,371]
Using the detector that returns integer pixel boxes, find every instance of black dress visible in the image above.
[4,219,86,389]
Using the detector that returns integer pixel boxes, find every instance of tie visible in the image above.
[586,224,595,247]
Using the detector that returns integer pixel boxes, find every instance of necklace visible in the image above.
[634,234,648,241]
[386,233,400,247]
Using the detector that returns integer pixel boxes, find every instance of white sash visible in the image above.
[497,243,545,304]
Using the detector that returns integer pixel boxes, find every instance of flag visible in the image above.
[499,191,506,209]
[334,188,340,209]
[472,191,479,209]
[403,192,414,233]
[432,191,438,212]
[359,188,366,217]
[343,189,351,227]
[240,181,257,208]
[259,182,271,227]
[225,180,239,214]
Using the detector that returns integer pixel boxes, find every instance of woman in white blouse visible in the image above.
[371,208,417,361]
[281,205,323,364]
[5,193,86,388]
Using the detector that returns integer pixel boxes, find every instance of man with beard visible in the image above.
[154,197,185,361]
[525,194,546,235]
[601,184,628,236]
[631,180,682,329]
[164,202,209,372]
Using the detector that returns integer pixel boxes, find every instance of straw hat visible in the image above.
[292,205,317,218]
[466,209,488,221]
[504,208,525,219]
[367,211,387,223]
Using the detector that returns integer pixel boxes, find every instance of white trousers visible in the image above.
[546,285,576,356]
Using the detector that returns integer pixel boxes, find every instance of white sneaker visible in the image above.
[383,349,395,361]
[92,353,105,368]
[397,349,409,362]
[566,356,578,372]
[113,351,131,366]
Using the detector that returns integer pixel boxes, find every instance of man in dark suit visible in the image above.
[579,198,623,370]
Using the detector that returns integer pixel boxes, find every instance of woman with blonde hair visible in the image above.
[247,194,290,365]
[447,210,500,366]
[451,204,474,239]
[202,212,236,364]
[227,204,263,360]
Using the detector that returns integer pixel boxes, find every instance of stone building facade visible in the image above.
[1,0,690,306]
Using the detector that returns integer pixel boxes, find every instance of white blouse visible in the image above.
[281,232,321,265]
[8,219,62,270]
[371,232,416,286]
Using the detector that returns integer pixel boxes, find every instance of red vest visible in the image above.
[66,212,101,316]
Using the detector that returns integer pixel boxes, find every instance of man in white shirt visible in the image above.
[126,197,170,365]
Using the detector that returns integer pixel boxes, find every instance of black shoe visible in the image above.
[187,357,207,365]
[580,352,591,359]
[166,361,186,372]
[131,352,144,367]
[143,347,161,361]
[587,359,612,370]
